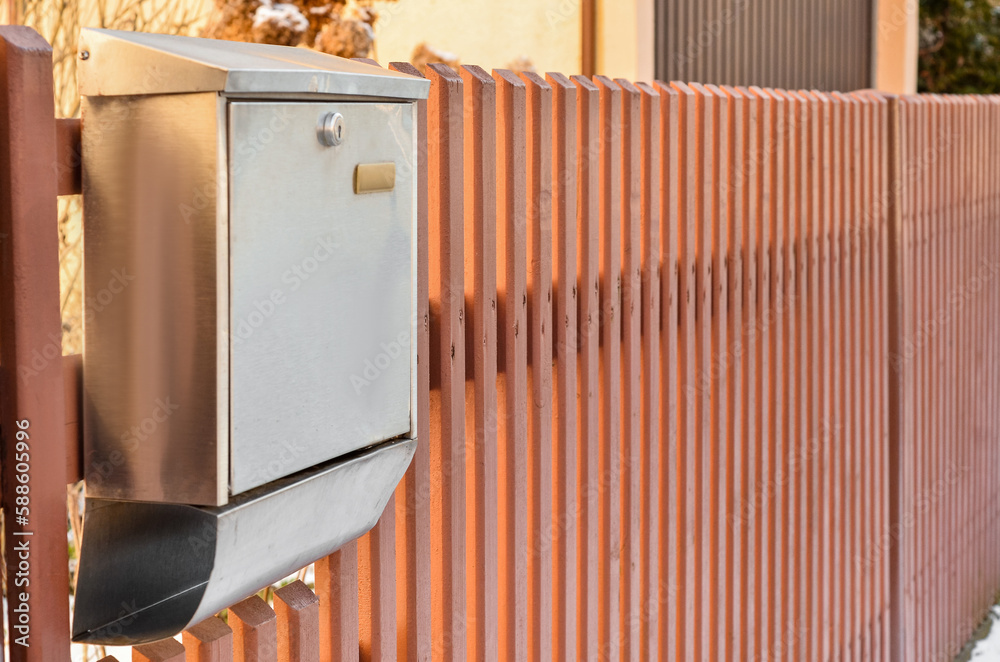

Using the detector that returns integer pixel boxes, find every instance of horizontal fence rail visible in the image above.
[3,26,1000,662]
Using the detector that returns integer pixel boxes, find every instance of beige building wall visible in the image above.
[595,0,653,81]
[873,0,919,94]
[371,0,581,74]
[63,0,582,75]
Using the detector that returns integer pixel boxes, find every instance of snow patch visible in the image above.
[971,606,1000,660]
[253,0,309,33]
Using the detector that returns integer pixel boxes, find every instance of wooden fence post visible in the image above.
[0,25,70,662]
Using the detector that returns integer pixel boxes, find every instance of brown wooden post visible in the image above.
[459,63,498,662]
[315,548,357,662]
[274,580,320,662]
[423,61,466,662]
[546,71,578,662]
[229,595,278,662]
[133,639,186,662]
[883,93,914,662]
[387,61,432,662]
[183,617,234,662]
[0,26,71,662]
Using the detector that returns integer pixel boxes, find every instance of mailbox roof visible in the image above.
[78,28,430,100]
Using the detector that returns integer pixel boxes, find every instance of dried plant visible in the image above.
[202,0,393,60]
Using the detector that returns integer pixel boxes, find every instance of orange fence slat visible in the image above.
[494,66,529,662]
[633,79,661,662]
[521,69,554,662]
[460,63,498,662]
[572,72,601,662]
[183,617,234,662]
[229,594,278,662]
[425,61,468,662]
[616,76,642,662]
[547,70,578,662]
[651,79,680,662]
[132,639,186,662]
[316,545,358,662]
[275,581,320,662]
[593,73,622,662]
[387,59,433,662]
[670,79,697,662]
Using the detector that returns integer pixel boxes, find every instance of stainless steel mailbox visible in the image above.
[72,29,428,644]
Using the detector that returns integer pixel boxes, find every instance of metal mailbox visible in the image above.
[72,29,428,644]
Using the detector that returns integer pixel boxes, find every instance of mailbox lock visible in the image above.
[318,112,346,147]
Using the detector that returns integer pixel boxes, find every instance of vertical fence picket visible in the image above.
[132,639,186,662]
[459,63,498,662]
[767,88,786,661]
[521,70,554,662]
[799,88,821,662]
[847,91,864,661]
[885,90,915,662]
[275,580,320,662]
[347,57,400,662]
[616,76,642,662]
[735,83,761,662]
[494,67,528,662]
[878,92,892,660]
[183,618,234,662]
[669,79,697,662]
[652,79,681,662]
[547,71,578,662]
[706,82,730,662]
[928,96,942,662]
[789,88,809,662]
[572,72,601,662]
[316,540,358,661]
[852,90,874,662]
[720,84,748,662]
[425,61,467,662]
[634,80,661,662]
[829,91,846,662]
[687,81,713,662]
[776,88,798,662]
[593,74,622,662]
[387,59,433,662]
[229,595,278,662]
[752,85,775,662]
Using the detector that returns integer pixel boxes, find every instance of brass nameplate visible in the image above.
[354,162,396,194]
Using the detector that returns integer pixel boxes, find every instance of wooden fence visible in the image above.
[890,95,1000,662]
[2,25,1000,662]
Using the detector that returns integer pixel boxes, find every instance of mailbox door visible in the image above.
[228,101,414,495]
